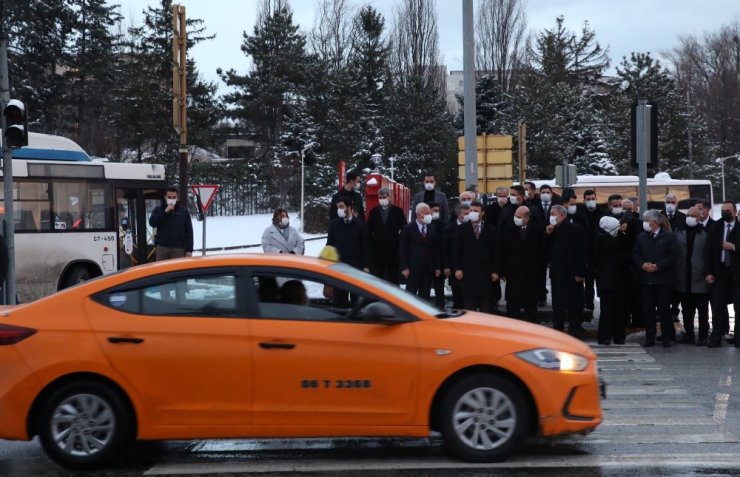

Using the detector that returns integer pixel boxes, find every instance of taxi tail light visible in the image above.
[0,324,37,345]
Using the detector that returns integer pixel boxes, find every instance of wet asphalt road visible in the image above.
[3,338,740,477]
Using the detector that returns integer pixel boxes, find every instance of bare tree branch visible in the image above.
[475,0,528,92]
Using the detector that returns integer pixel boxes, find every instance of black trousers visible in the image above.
[642,284,673,343]
[463,295,495,314]
[432,275,446,309]
[371,253,400,285]
[627,277,645,327]
[506,299,538,322]
[552,308,583,333]
[406,269,432,300]
[710,267,740,340]
[450,279,464,309]
[597,289,626,343]
[584,264,596,310]
[680,293,710,339]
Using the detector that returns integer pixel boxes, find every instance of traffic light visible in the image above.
[3,99,28,149]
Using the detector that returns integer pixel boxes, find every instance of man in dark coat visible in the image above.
[411,173,450,224]
[149,186,194,260]
[484,186,510,228]
[536,184,561,305]
[633,209,681,347]
[593,216,631,345]
[704,201,740,348]
[662,193,686,324]
[327,197,370,307]
[544,205,586,337]
[454,202,499,313]
[675,207,710,345]
[366,187,407,285]
[696,199,715,233]
[497,206,543,321]
[399,202,441,300]
[329,171,365,222]
[444,203,470,309]
[582,189,604,315]
[428,201,447,308]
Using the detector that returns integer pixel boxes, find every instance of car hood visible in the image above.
[436,311,596,359]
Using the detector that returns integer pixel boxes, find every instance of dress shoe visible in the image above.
[678,334,695,344]
[597,340,610,345]
[613,340,625,345]
[696,338,708,346]
[725,336,736,345]
[662,340,672,348]
[707,340,722,348]
[642,340,655,347]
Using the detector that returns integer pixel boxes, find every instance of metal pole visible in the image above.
[201,212,206,256]
[462,0,477,189]
[636,99,649,215]
[300,149,305,235]
[687,91,693,180]
[0,37,16,304]
[721,160,726,202]
[176,6,188,204]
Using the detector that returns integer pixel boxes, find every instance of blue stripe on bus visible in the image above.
[11,148,92,162]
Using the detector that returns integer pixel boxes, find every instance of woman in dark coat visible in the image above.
[593,216,631,344]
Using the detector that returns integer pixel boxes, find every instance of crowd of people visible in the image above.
[250,171,740,348]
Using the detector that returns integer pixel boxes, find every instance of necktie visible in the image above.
[723,224,732,266]
[669,213,673,220]
[474,224,480,240]
[421,225,426,238]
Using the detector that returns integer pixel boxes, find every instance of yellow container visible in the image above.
[457,136,465,151]
[459,165,486,180]
[486,150,512,164]
[487,179,512,192]
[457,151,486,165]
[486,164,513,178]
[486,135,513,150]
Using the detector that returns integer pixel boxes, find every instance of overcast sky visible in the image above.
[117,0,739,87]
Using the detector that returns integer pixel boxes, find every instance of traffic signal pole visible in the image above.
[172,5,188,203]
[462,0,477,189]
[0,37,16,304]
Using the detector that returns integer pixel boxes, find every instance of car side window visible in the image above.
[95,273,238,317]
[252,272,366,322]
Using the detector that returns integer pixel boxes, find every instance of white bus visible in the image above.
[1,133,166,301]
[530,172,713,210]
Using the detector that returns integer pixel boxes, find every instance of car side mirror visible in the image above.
[358,302,405,324]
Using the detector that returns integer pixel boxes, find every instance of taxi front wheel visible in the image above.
[37,380,134,469]
[439,374,529,462]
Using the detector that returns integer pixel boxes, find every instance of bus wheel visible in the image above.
[63,266,92,289]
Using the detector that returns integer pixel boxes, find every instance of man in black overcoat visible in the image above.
[399,202,441,300]
[543,205,586,337]
[454,202,499,313]
[366,187,407,284]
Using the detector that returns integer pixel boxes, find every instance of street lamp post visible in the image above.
[388,156,396,181]
[300,148,305,235]
[717,154,740,202]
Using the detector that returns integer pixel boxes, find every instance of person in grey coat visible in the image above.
[675,207,710,345]
[411,173,450,224]
[262,208,305,255]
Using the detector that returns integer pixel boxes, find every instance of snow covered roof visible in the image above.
[10,132,91,162]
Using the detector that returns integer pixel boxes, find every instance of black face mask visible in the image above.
[722,211,735,222]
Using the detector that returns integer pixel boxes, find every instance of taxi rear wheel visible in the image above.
[37,381,134,469]
[439,374,528,462]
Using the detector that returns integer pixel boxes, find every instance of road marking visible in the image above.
[713,392,729,421]
[597,356,656,363]
[556,432,740,445]
[601,376,674,382]
[598,364,663,371]
[605,385,687,395]
[144,453,740,475]
[601,400,699,409]
[601,416,718,426]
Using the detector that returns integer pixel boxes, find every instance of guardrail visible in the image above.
[193,235,328,254]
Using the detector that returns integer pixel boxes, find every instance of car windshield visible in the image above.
[329,263,461,318]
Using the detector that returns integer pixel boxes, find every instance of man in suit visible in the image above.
[400,202,441,300]
[484,186,510,228]
[662,193,687,232]
[429,201,447,308]
[696,199,715,233]
[633,209,680,347]
[675,207,711,345]
[705,201,740,348]
[454,202,499,313]
[366,187,407,285]
[330,171,365,221]
[582,189,604,316]
[544,205,586,337]
[327,197,370,307]
[497,206,543,321]
[411,173,450,224]
[444,203,470,309]
[536,184,560,305]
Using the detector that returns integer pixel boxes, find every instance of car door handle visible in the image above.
[259,342,295,350]
[108,337,144,344]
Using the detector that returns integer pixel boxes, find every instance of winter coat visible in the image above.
[674,226,708,294]
[454,221,498,299]
[149,203,193,252]
[543,220,586,310]
[633,229,680,287]
[497,222,544,303]
[412,190,450,224]
[327,217,370,270]
[261,224,305,255]
[592,229,631,293]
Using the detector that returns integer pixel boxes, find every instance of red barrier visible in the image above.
[364,173,410,221]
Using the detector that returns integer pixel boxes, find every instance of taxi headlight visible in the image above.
[516,348,588,372]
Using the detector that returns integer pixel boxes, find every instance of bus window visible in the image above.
[592,187,637,205]
[53,181,112,230]
[0,181,50,232]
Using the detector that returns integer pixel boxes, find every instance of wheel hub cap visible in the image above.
[452,387,516,450]
[51,393,116,457]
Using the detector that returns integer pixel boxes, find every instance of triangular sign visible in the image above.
[191,184,219,212]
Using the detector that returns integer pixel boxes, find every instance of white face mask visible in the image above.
[280,217,289,227]
[685,217,698,228]
[468,211,480,222]
[509,195,519,205]
[611,207,623,216]
[379,198,389,207]
[166,198,177,206]
[549,215,558,226]
[665,203,677,213]
[424,182,435,191]
[513,217,524,227]
[585,200,597,211]
[462,214,472,222]
[567,205,577,215]
[461,200,472,207]
[525,190,533,199]
[497,197,507,206]
[643,221,653,232]
[337,208,347,218]
[432,212,440,220]
[540,193,552,202]
[422,214,433,224]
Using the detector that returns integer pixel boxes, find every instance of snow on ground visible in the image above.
[192,213,327,257]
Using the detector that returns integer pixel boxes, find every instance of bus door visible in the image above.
[116,188,161,269]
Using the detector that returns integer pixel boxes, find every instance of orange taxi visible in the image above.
[0,255,602,469]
